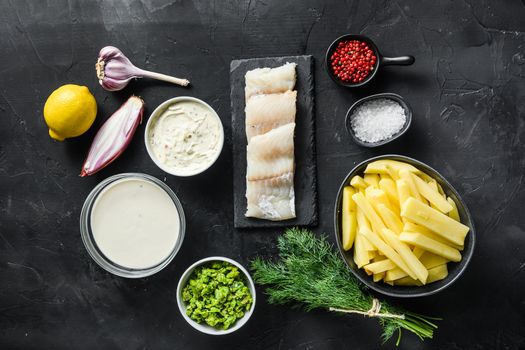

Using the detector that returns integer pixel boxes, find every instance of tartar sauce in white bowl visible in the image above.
[145,97,224,176]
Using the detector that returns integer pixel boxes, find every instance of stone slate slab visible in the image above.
[230,55,318,228]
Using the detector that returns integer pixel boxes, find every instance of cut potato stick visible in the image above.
[382,229,428,284]
[413,174,453,213]
[376,204,404,234]
[364,163,388,175]
[413,246,425,259]
[367,188,395,213]
[350,175,367,189]
[392,265,448,285]
[394,276,421,286]
[364,160,421,175]
[396,179,411,208]
[364,259,396,274]
[401,198,469,246]
[427,180,443,210]
[373,272,385,282]
[352,192,386,234]
[364,174,379,188]
[364,186,374,199]
[356,205,371,231]
[395,264,449,286]
[379,178,400,212]
[399,232,462,262]
[404,221,463,250]
[353,234,369,268]
[419,252,449,269]
[427,179,446,199]
[436,182,446,196]
[404,222,432,235]
[417,171,435,184]
[385,267,407,281]
[426,264,448,283]
[447,197,460,221]
[384,248,423,282]
[399,169,422,201]
[341,187,357,250]
[384,165,400,181]
[372,255,387,262]
[361,227,417,279]
[356,206,375,251]
[361,232,375,251]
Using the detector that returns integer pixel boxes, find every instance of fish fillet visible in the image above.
[247,123,295,181]
[245,123,296,220]
[244,62,297,221]
[246,174,295,220]
[245,91,297,141]
[245,62,297,100]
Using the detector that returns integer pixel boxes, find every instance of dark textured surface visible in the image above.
[0,0,524,349]
[230,55,317,228]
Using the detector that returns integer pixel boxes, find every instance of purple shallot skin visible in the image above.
[80,96,145,176]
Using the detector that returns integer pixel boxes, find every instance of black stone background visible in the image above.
[0,1,524,349]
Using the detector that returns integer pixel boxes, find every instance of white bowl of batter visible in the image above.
[144,96,224,177]
[80,173,185,278]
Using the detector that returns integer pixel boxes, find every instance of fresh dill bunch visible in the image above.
[251,227,439,345]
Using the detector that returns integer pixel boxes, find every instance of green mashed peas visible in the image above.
[182,261,253,330]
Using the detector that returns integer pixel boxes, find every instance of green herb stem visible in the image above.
[250,228,439,345]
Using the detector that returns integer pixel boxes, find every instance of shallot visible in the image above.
[80,96,144,176]
[96,46,190,91]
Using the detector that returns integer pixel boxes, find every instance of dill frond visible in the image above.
[251,228,439,345]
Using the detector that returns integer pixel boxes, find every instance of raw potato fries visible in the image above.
[340,159,470,286]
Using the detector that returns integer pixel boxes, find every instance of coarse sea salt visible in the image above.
[350,98,407,143]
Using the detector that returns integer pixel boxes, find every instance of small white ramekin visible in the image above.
[176,257,256,335]
[144,96,224,177]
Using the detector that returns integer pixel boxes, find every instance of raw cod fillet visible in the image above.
[247,123,295,181]
[245,91,297,141]
[245,62,297,100]
[244,62,297,221]
[246,174,295,220]
[246,123,296,221]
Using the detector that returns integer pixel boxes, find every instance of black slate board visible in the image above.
[230,55,318,228]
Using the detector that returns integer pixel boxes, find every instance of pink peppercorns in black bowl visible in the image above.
[325,34,415,88]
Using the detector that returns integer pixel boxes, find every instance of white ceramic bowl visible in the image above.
[144,96,224,177]
[176,257,256,335]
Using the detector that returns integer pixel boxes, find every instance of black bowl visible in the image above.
[345,93,412,147]
[334,155,476,298]
[325,34,415,88]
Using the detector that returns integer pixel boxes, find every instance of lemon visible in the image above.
[43,84,97,141]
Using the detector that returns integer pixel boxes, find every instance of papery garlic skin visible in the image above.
[96,46,142,91]
[96,46,189,91]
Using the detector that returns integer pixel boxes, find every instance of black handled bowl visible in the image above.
[325,34,415,88]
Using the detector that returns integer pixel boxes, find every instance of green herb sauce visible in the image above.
[182,261,253,330]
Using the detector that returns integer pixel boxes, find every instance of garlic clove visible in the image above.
[96,46,189,91]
